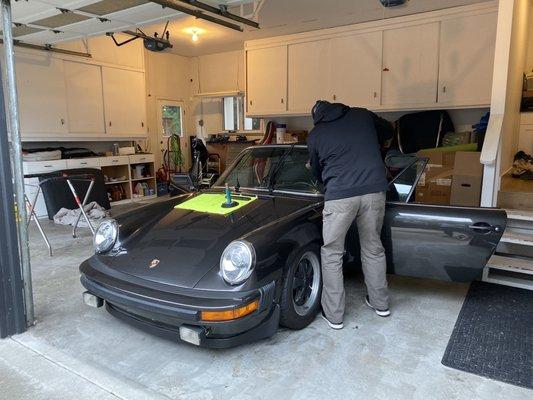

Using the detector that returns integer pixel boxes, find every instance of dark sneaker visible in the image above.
[321,311,343,330]
[365,296,391,317]
[512,151,533,177]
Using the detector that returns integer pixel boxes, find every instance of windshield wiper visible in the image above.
[268,143,296,192]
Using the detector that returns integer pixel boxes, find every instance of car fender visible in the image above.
[241,201,323,286]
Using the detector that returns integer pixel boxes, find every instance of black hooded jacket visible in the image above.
[307,101,393,201]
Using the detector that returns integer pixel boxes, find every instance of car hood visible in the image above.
[95,192,317,289]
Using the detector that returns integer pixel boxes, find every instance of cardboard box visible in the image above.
[416,165,453,204]
[450,151,483,206]
[415,150,482,206]
[416,182,452,205]
[416,149,456,168]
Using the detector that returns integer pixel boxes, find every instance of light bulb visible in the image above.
[191,31,199,42]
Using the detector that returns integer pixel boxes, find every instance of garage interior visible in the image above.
[1,0,533,399]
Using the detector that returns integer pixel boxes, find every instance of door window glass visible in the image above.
[161,105,182,137]
[387,158,428,202]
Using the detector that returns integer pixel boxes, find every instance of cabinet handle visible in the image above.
[141,122,144,128]
[382,67,390,72]
[112,160,118,163]
[80,162,87,165]
[109,121,112,127]
[249,100,253,106]
[44,165,53,168]
[60,118,65,125]
[333,94,336,101]
[373,91,378,98]
[281,98,284,104]
[442,86,447,93]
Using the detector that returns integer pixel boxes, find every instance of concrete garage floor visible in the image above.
[1,207,530,400]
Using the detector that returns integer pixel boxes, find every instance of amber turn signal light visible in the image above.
[200,299,259,322]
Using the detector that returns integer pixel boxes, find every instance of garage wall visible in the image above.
[189,50,244,139]
[144,51,192,170]
[57,34,145,70]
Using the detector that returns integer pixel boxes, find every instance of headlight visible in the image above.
[93,219,118,254]
[220,241,255,285]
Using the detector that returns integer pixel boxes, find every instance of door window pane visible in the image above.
[387,158,428,202]
[161,105,182,137]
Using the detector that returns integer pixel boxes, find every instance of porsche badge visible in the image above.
[149,259,160,269]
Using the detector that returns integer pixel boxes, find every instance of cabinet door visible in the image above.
[438,12,497,106]
[64,61,105,134]
[102,67,147,136]
[246,45,287,115]
[16,53,68,136]
[198,51,243,94]
[381,22,440,107]
[330,31,382,108]
[288,40,330,112]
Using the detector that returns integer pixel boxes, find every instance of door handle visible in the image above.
[468,222,493,233]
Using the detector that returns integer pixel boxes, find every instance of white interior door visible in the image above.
[246,45,287,115]
[381,22,440,107]
[288,39,330,112]
[16,52,69,136]
[330,31,383,108]
[64,61,105,134]
[102,67,147,136]
[438,12,497,106]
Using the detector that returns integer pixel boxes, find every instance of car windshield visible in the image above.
[215,146,322,194]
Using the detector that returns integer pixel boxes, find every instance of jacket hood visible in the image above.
[311,100,349,125]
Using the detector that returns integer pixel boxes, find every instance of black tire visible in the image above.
[279,243,322,330]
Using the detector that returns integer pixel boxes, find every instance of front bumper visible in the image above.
[79,263,279,348]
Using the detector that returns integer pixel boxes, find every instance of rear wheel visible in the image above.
[280,244,322,329]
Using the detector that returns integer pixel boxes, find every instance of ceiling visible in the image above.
[1,0,255,46]
[3,0,495,57]
[142,0,496,56]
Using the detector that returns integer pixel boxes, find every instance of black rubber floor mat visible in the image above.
[442,281,533,389]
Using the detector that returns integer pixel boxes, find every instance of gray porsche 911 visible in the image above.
[80,145,506,348]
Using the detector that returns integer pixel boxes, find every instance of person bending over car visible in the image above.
[307,100,394,330]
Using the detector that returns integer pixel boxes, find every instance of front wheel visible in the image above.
[279,244,322,330]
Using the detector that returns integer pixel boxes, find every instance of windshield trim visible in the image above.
[212,185,269,193]
[272,189,323,198]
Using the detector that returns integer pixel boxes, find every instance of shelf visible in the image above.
[109,198,132,206]
[105,180,129,185]
[131,176,155,182]
[132,194,157,201]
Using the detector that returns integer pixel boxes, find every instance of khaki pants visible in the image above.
[321,191,388,324]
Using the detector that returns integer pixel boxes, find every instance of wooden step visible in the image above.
[483,255,533,290]
[486,254,533,274]
[500,229,533,247]
[498,191,533,211]
[505,208,533,222]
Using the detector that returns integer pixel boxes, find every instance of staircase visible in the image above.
[483,209,533,290]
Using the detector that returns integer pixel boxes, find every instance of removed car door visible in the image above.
[384,159,506,281]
